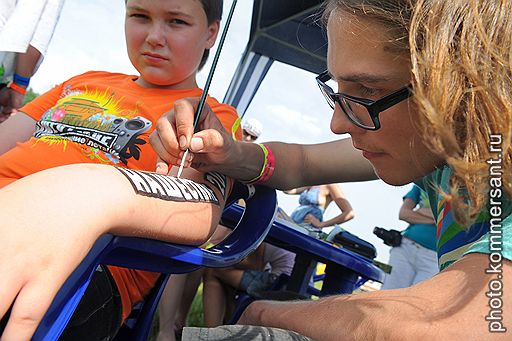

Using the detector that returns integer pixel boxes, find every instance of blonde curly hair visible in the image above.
[324,0,512,225]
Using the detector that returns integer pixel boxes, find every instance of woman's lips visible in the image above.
[362,150,386,160]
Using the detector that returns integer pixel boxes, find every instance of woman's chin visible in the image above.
[374,168,417,186]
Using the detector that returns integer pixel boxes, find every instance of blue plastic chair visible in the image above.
[32,184,277,341]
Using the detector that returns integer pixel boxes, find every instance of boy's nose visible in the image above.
[146,24,166,47]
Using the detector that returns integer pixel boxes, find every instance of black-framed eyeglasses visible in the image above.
[316,71,412,130]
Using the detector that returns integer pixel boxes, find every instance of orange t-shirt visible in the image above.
[0,71,242,321]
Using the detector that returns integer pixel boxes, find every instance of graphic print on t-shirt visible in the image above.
[33,86,152,164]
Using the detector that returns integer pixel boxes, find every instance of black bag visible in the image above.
[332,230,377,260]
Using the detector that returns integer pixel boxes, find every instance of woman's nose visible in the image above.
[330,103,362,136]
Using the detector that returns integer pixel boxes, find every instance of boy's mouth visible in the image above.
[142,52,168,63]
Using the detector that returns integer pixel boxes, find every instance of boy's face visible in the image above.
[125,0,219,89]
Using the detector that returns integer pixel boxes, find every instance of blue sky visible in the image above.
[30,0,413,263]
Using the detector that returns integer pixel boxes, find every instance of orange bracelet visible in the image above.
[8,82,27,95]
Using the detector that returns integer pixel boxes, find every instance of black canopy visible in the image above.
[224,0,328,116]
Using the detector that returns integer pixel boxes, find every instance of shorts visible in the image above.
[239,270,278,295]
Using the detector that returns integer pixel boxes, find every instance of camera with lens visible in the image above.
[373,226,402,247]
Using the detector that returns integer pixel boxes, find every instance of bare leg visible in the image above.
[202,268,244,327]
[175,269,204,331]
[156,274,188,341]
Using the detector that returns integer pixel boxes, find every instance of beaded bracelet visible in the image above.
[8,82,27,95]
[13,73,30,87]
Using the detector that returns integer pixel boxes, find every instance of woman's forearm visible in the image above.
[320,210,355,228]
[220,139,377,190]
[239,253,511,340]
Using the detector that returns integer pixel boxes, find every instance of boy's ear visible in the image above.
[205,20,220,49]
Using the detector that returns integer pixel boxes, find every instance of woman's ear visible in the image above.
[205,20,220,49]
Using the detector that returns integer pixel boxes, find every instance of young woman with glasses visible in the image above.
[130,0,512,339]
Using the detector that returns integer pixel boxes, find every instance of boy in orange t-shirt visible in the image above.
[0,1,241,340]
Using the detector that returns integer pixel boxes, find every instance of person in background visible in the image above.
[202,241,295,327]
[0,0,65,121]
[381,184,438,290]
[241,117,263,142]
[285,185,354,232]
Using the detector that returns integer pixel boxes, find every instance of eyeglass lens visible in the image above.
[319,83,375,128]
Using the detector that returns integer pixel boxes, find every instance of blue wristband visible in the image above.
[13,73,30,87]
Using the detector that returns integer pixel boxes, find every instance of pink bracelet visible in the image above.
[254,144,275,184]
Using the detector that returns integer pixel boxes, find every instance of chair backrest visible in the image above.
[33,184,277,341]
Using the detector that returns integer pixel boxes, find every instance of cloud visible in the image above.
[264,104,322,139]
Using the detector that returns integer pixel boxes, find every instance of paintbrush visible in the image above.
[177,0,238,178]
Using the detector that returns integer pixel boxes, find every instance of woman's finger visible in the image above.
[152,113,180,159]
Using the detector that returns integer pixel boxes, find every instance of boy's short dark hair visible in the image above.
[198,0,223,70]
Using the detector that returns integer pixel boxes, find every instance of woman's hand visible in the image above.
[303,214,324,228]
[150,98,236,175]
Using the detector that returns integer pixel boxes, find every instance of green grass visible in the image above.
[187,284,205,327]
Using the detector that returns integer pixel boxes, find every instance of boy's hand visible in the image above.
[150,98,235,174]
[0,175,102,340]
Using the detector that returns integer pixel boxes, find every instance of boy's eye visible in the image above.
[169,18,188,25]
[129,13,148,19]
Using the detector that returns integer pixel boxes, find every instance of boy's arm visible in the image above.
[0,163,230,340]
[239,253,511,340]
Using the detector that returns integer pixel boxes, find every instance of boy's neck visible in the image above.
[134,77,199,90]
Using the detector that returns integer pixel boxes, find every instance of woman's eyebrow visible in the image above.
[341,74,392,84]
[330,71,392,84]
